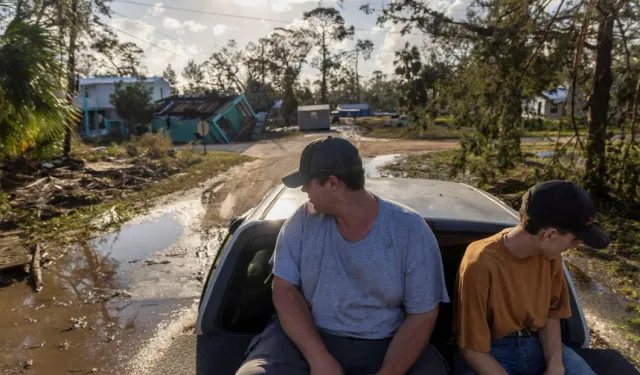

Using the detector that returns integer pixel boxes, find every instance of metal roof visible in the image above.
[262,178,519,229]
[542,87,567,104]
[338,104,369,110]
[298,104,330,111]
[79,76,167,85]
[155,95,238,116]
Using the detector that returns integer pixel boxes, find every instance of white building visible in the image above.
[73,76,172,136]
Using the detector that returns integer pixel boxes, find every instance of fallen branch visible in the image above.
[31,244,43,292]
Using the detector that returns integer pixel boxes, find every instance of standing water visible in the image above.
[0,188,224,374]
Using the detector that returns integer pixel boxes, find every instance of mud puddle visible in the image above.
[335,125,390,142]
[0,183,225,374]
[363,154,400,178]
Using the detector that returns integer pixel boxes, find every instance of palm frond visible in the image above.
[0,18,77,158]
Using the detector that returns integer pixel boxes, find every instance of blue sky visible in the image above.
[107,0,469,84]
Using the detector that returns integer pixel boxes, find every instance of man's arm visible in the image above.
[272,276,343,375]
[459,348,510,375]
[376,306,438,375]
[539,317,565,375]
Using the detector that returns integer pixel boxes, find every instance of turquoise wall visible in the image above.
[151,118,221,144]
[224,107,243,131]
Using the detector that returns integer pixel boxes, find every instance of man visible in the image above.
[454,180,610,375]
[236,136,450,375]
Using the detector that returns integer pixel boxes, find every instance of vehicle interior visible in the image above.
[197,220,638,375]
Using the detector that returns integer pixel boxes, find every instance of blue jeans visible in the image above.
[453,337,597,375]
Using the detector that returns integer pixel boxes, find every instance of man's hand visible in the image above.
[309,352,343,375]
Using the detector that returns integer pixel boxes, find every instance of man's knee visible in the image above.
[562,345,597,375]
[407,345,450,375]
[236,358,308,375]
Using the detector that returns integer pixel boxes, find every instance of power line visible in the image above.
[111,0,421,36]
[106,23,189,59]
[112,9,182,43]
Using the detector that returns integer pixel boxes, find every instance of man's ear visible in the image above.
[540,227,557,242]
[327,175,341,189]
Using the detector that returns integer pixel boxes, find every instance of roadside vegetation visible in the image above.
[0,133,250,268]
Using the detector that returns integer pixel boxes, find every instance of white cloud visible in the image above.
[148,2,165,16]
[110,18,156,44]
[271,1,292,12]
[183,20,207,33]
[213,24,228,36]
[162,17,182,30]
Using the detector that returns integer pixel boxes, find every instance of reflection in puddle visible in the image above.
[92,213,183,262]
[0,207,218,374]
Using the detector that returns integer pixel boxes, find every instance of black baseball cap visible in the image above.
[525,180,610,249]
[282,136,363,188]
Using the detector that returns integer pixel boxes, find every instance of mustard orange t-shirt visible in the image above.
[454,228,572,353]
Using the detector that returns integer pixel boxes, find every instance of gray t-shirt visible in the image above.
[271,196,449,339]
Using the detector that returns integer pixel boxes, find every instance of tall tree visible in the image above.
[202,39,245,94]
[162,63,179,95]
[7,0,145,156]
[265,28,313,124]
[353,39,374,103]
[182,59,205,94]
[303,7,354,104]
[584,0,617,197]
[394,43,427,111]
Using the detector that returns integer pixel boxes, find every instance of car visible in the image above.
[383,114,409,127]
[194,178,639,375]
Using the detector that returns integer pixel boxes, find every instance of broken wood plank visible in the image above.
[0,236,29,271]
[31,244,43,292]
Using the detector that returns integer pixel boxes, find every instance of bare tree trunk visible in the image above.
[63,0,78,158]
[585,0,614,199]
[355,49,360,103]
[320,28,328,105]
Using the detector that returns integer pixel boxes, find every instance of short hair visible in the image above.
[519,191,569,235]
[315,170,365,191]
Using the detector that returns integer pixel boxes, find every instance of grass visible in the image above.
[366,124,468,140]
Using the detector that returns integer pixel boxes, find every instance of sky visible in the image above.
[107,0,472,85]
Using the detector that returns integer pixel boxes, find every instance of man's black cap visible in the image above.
[525,180,610,249]
[282,136,363,188]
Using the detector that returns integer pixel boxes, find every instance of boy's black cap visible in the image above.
[282,136,363,188]
[526,180,610,249]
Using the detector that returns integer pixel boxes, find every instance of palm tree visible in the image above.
[0,17,77,159]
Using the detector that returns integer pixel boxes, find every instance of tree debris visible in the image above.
[21,359,34,369]
[143,259,170,265]
[70,316,88,330]
[24,341,45,349]
[30,244,43,292]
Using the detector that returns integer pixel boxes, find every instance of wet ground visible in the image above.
[0,179,225,374]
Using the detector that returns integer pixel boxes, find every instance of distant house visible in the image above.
[73,76,171,137]
[522,87,588,120]
[152,94,256,144]
[337,104,370,118]
[298,104,330,131]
